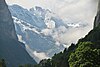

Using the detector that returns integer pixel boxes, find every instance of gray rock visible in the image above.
[94,0,100,28]
[0,0,36,67]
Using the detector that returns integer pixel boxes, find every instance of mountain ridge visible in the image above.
[94,0,100,28]
[8,4,89,62]
[31,0,100,66]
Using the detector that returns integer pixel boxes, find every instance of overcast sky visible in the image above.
[5,0,99,61]
[6,0,98,23]
[6,0,99,43]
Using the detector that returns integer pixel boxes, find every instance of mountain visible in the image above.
[92,0,100,41]
[94,0,100,28]
[32,1,100,67]
[68,1,100,66]
[9,5,65,62]
[0,0,36,67]
[68,5,100,66]
[33,25,100,67]
[80,0,100,42]
[8,4,88,62]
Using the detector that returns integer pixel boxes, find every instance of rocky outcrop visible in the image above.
[0,0,17,40]
[0,0,36,67]
[94,0,100,28]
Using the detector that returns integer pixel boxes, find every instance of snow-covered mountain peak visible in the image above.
[9,4,89,62]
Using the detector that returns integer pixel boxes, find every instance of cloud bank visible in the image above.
[6,0,99,62]
[6,0,99,44]
[6,0,98,25]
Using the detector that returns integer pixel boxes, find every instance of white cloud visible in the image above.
[17,34,49,62]
[33,51,49,61]
[6,0,34,9]
[6,0,100,62]
[41,29,52,36]
[6,0,99,45]
[25,44,49,63]
[60,26,91,44]
[17,34,26,44]
[6,0,98,24]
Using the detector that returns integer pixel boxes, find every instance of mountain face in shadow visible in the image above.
[0,0,17,40]
[94,0,100,28]
[0,0,36,67]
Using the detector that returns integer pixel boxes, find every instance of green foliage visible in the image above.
[51,52,68,67]
[19,64,34,67]
[68,42,100,67]
[78,25,100,43]
[19,25,100,67]
[36,43,76,67]
[2,22,100,67]
[33,64,40,67]
[39,59,52,67]
[0,59,6,67]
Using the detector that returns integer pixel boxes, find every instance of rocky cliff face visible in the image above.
[0,0,17,40]
[94,0,100,28]
[0,0,36,67]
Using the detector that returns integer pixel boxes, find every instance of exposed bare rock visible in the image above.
[0,0,36,67]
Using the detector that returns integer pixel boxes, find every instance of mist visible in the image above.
[6,0,99,45]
